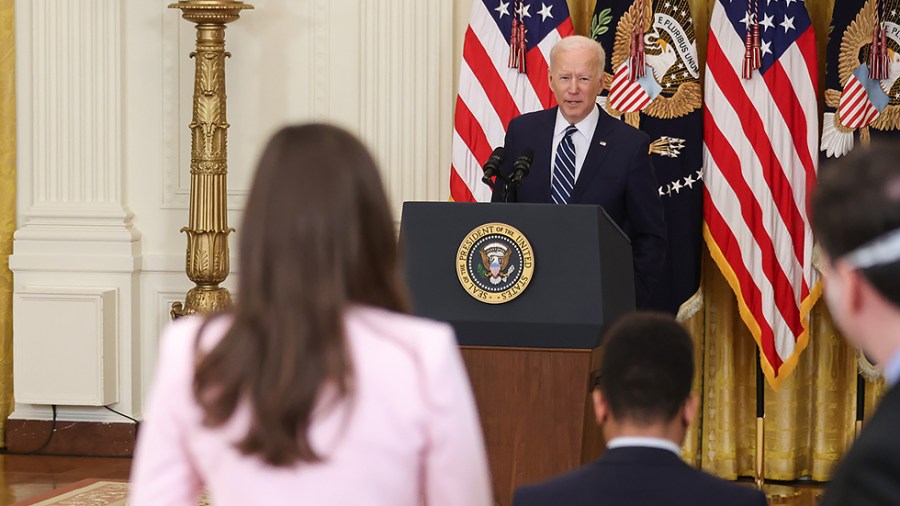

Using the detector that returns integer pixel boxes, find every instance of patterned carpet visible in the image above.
[11,479,819,505]
[11,479,211,506]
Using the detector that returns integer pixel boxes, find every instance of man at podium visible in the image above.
[491,36,666,309]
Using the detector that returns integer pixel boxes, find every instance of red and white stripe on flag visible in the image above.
[450,0,574,202]
[702,0,822,388]
[608,63,653,113]
[838,74,881,129]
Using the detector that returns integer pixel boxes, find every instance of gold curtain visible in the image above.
[0,0,15,448]
[687,256,888,480]
[566,0,885,482]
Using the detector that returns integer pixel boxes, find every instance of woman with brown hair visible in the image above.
[129,124,492,506]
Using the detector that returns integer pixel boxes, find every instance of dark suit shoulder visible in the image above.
[511,465,599,506]
[822,386,900,506]
[513,449,766,506]
[507,107,556,130]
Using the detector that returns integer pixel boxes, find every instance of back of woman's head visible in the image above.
[194,123,410,467]
[239,123,408,313]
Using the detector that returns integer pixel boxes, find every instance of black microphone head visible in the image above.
[482,147,506,184]
[483,147,506,173]
[510,147,535,184]
[488,147,506,165]
[513,148,534,174]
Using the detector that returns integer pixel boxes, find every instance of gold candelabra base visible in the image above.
[171,286,233,319]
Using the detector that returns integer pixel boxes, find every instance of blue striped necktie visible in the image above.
[552,125,578,204]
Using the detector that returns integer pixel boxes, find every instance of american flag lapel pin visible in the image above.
[598,140,607,147]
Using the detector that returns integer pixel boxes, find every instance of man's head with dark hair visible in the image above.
[812,143,900,307]
[592,312,696,442]
[811,143,900,366]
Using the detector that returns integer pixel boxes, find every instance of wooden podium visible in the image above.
[400,202,635,506]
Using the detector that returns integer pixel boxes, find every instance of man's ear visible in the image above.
[849,269,864,314]
[836,260,865,314]
[592,389,608,425]
[682,393,699,428]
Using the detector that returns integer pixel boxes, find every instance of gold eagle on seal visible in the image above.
[822,0,900,157]
[480,246,513,285]
[605,0,702,128]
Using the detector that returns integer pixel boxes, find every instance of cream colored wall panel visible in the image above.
[13,0,142,421]
[14,288,118,406]
[454,0,473,83]
[160,0,452,218]
[26,0,122,213]
[137,269,238,418]
[138,282,191,415]
[359,0,454,213]
[161,0,326,210]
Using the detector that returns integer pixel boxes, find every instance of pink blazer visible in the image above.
[129,306,492,506]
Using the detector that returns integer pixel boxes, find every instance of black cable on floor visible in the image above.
[24,404,57,455]
[104,405,141,438]
[103,405,139,424]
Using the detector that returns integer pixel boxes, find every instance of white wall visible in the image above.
[11,0,471,422]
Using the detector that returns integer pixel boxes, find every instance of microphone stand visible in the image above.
[503,175,514,203]
[504,152,533,203]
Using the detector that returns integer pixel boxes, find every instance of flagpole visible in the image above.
[755,352,765,489]
[856,372,866,439]
[757,352,801,503]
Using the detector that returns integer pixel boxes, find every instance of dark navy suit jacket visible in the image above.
[512,446,768,506]
[491,106,666,308]
[821,383,900,506]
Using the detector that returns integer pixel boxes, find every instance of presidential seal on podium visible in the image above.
[456,222,535,304]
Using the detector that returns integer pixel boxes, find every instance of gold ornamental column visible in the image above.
[169,0,253,318]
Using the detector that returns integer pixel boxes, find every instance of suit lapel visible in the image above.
[532,108,557,202]
[570,105,616,203]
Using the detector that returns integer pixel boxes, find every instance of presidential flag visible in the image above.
[821,0,900,159]
[703,0,820,387]
[450,0,574,203]
[591,0,703,318]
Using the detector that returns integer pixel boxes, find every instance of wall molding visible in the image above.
[27,0,122,210]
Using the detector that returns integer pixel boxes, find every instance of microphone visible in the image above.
[509,148,535,187]
[481,147,506,188]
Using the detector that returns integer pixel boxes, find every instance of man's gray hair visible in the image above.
[549,35,606,72]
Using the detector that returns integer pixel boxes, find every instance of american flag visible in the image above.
[703,0,821,387]
[450,0,574,202]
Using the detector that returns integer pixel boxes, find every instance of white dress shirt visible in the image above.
[550,105,601,186]
[606,436,683,456]
[885,349,900,387]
